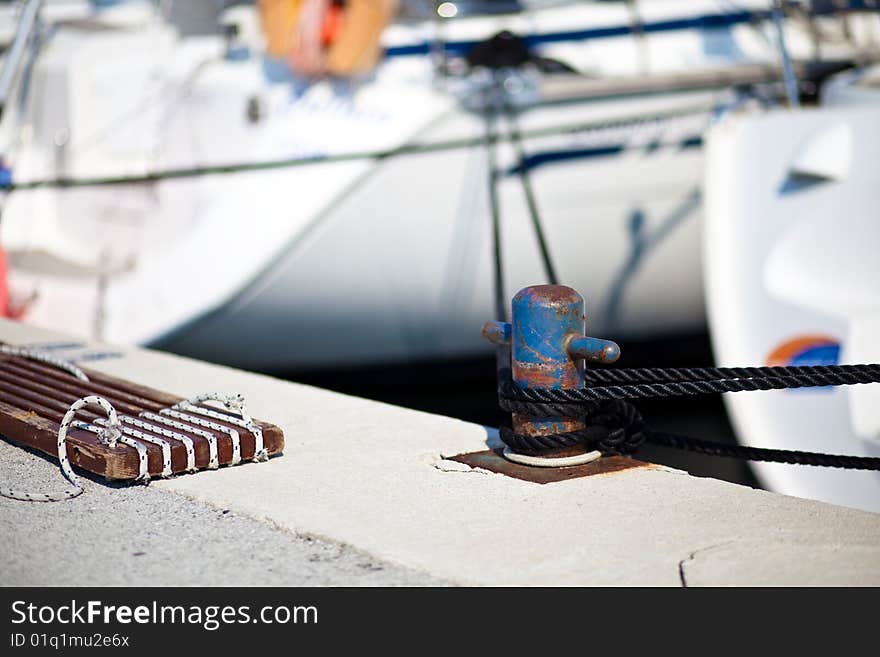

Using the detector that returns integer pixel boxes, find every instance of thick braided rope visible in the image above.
[584,363,880,384]
[498,399,880,470]
[500,365,880,404]
[0,396,119,502]
[500,423,880,469]
[647,431,880,470]
[500,400,647,455]
[496,365,880,469]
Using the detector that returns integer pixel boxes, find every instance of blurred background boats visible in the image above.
[1,0,876,368]
[0,0,878,507]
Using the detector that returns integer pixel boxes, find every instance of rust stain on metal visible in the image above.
[447,450,650,484]
[511,413,582,438]
[512,361,581,388]
[523,284,581,306]
[512,363,561,388]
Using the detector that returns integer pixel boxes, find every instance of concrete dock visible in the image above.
[1,318,878,586]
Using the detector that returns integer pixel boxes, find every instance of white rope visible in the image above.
[94,418,172,477]
[119,415,197,472]
[140,411,220,469]
[502,447,602,468]
[172,393,267,461]
[73,422,150,482]
[159,409,242,466]
[1,391,268,502]
[0,344,89,381]
[0,395,119,502]
[182,393,251,422]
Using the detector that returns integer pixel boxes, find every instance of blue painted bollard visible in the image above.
[482,284,620,465]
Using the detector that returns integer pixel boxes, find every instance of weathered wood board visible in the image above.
[0,350,284,480]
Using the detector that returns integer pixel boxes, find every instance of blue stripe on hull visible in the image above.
[384,2,877,59]
[506,136,704,174]
[385,9,765,58]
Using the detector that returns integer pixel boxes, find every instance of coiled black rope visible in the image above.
[496,365,880,470]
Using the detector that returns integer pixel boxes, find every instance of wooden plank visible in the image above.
[0,352,284,480]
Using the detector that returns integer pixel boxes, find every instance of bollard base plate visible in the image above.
[447,449,650,484]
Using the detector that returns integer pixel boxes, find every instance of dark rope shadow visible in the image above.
[603,187,701,331]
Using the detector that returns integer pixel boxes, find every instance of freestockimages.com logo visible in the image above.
[9,599,317,632]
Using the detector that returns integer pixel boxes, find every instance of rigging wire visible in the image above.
[482,83,513,374]
[483,85,506,325]
[501,95,560,286]
[0,102,716,191]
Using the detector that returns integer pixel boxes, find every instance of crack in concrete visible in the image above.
[677,541,736,588]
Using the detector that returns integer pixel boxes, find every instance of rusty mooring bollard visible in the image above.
[482,284,620,466]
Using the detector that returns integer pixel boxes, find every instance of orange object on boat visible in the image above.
[0,244,9,317]
[325,0,397,76]
[258,0,303,58]
[321,3,345,46]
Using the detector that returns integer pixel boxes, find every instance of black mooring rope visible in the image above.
[583,363,880,384]
[495,365,880,470]
[500,364,880,407]
[476,69,880,470]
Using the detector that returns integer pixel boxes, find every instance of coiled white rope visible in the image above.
[0,396,120,502]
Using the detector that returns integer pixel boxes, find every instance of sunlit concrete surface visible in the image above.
[0,438,442,586]
[1,319,878,586]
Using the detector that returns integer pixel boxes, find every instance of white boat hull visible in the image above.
[702,101,880,512]
[2,0,877,369]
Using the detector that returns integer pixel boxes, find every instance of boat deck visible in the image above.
[1,318,878,586]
